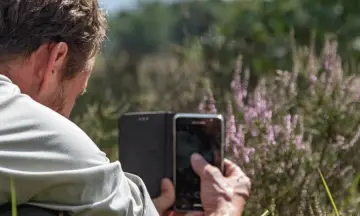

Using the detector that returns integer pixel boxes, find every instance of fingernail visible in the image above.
[191,153,202,161]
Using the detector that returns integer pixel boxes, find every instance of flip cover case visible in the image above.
[118,112,174,198]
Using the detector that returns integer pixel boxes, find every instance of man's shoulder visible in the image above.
[0,76,108,169]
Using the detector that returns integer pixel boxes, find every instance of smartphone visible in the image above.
[173,113,224,212]
[118,112,174,198]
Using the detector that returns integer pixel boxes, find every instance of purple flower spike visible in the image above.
[231,56,247,111]
[225,103,236,149]
[243,147,255,163]
[198,89,217,114]
[198,96,207,113]
[235,124,245,147]
[292,115,298,130]
[244,107,257,125]
[285,114,292,139]
[243,68,250,98]
[295,135,305,150]
[266,125,276,145]
[323,40,338,74]
[232,144,240,158]
[231,74,244,110]
[208,91,217,114]
[250,129,258,137]
[273,125,282,136]
[309,74,318,84]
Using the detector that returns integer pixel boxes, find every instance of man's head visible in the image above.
[0,0,107,118]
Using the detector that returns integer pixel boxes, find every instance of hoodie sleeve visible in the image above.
[0,75,159,216]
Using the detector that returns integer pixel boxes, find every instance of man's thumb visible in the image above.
[152,178,175,214]
[190,153,209,178]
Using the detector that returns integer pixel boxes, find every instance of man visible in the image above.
[0,0,251,215]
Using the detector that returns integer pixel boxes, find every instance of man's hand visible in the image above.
[190,153,251,216]
[152,180,202,216]
[153,153,251,216]
[152,178,175,215]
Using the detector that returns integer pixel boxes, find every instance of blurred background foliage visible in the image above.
[69,0,360,214]
[71,0,360,160]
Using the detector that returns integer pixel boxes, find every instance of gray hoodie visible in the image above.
[0,75,158,216]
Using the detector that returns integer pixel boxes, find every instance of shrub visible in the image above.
[200,39,360,215]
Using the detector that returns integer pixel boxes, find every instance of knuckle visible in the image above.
[234,174,252,193]
[204,167,221,181]
[218,188,231,200]
[203,165,219,178]
[203,171,214,180]
[235,166,246,175]
[246,179,252,191]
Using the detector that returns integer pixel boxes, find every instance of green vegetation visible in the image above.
[69,0,360,214]
[319,169,339,216]
[10,177,17,216]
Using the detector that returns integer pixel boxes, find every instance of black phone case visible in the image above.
[118,112,174,199]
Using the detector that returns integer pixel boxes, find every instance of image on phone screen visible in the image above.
[174,114,223,211]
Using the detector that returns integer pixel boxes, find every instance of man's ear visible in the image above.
[49,42,68,75]
[38,42,68,94]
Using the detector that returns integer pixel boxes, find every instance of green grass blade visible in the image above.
[260,210,270,216]
[10,176,17,216]
[341,172,360,210]
[318,168,339,216]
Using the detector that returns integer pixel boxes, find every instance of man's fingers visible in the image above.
[224,158,244,177]
[191,155,245,179]
[224,159,252,199]
[152,178,175,214]
[191,153,222,179]
[185,212,205,216]
[165,211,204,216]
[190,153,208,177]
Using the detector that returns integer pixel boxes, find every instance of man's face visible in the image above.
[6,42,95,118]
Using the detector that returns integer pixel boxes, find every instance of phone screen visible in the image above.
[174,115,223,211]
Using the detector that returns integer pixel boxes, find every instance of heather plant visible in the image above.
[72,88,129,162]
[199,39,360,215]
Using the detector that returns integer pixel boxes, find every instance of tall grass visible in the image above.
[10,177,17,216]
[318,169,339,216]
